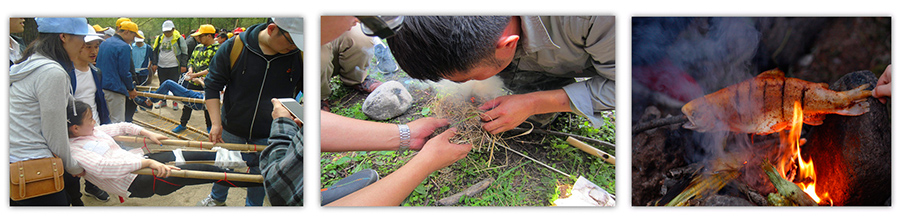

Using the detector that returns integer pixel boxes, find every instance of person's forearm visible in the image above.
[529,89,573,115]
[326,157,433,206]
[321,111,400,152]
[206,99,222,126]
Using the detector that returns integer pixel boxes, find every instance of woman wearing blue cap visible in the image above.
[9,17,95,206]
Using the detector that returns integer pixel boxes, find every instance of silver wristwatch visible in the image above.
[398,124,410,152]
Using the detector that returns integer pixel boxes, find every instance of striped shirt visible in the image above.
[69,122,145,199]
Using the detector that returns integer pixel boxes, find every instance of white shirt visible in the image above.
[74,67,100,124]
[158,36,179,68]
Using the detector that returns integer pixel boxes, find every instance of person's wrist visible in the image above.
[398,124,411,152]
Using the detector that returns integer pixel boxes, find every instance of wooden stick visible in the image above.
[437,178,495,206]
[144,111,210,138]
[132,168,262,183]
[566,137,615,165]
[135,85,203,93]
[493,141,572,178]
[133,119,189,140]
[511,127,614,150]
[762,162,817,206]
[632,115,688,135]
[114,135,266,152]
[135,91,206,104]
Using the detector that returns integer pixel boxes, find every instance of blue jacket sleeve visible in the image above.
[118,46,135,91]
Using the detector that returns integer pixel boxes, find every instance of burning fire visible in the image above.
[781,101,832,205]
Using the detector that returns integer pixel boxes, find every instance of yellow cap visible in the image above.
[92,24,109,32]
[118,21,144,39]
[191,24,216,37]
[115,17,131,28]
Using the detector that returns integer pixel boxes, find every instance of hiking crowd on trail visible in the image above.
[9,17,304,206]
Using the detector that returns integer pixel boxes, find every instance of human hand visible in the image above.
[128,89,138,99]
[209,124,225,143]
[140,130,169,145]
[873,64,891,104]
[191,77,203,85]
[73,170,86,177]
[271,99,302,127]
[180,67,187,73]
[406,117,450,150]
[148,160,180,178]
[414,128,472,172]
[479,94,536,134]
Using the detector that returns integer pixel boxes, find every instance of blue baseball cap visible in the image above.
[35,17,98,36]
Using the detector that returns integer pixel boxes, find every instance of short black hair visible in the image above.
[386,16,511,81]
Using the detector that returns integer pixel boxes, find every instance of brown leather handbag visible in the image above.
[9,157,65,201]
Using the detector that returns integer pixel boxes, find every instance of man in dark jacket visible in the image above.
[199,18,302,206]
[97,20,142,123]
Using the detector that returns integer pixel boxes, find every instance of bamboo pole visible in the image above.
[135,91,205,104]
[132,168,262,183]
[566,137,616,165]
[133,119,189,140]
[114,136,266,152]
[144,111,210,138]
[135,85,202,93]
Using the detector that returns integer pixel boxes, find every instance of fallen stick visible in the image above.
[114,136,267,152]
[493,141,571,178]
[133,119,189,140]
[144,111,210,138]
[511,127,614,150]
[437,178,495,206]
[632,115,688,135]
[665,170,740,206]
[135,91,206,104]
[132,168,262,183]
[762,162,817,206]
[566,137,615,165]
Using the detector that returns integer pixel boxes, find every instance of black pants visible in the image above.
[146,151,259,167]
[156,67,181,104]
[179,82,211,128]
[126,164,261,198]
[9,189,69,206]
[125,74,151,123]
[63,172,84,206]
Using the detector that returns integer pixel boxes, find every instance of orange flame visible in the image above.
[785,101,832,205]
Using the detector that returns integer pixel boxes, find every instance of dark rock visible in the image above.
[699,194,755,206]
[804,70,890,206]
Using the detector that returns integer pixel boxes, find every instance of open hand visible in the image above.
[141,130,169,145]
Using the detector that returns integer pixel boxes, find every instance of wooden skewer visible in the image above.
[114,136,267,152]
[566,137,616,165]
[135,91,206,104]
[132,168,262,183]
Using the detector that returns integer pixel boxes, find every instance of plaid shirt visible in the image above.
[260,117,303,206]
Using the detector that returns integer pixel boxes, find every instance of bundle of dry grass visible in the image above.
[428,94,500,152]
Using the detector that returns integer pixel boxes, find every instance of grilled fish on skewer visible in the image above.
[681,69,871,134]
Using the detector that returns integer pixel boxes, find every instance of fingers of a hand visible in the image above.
[438,127,459,140]
[270,98,281,106]
[873,84,891,98]
[482,109,501,122]
[478,98,501,110]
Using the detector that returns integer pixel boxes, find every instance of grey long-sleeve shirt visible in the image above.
[10,54,83,175]
[514,16,616,127]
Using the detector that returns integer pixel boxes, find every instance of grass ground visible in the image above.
[321,68,616,206]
